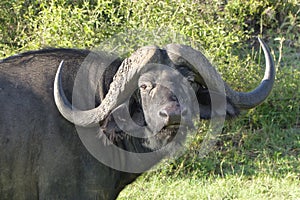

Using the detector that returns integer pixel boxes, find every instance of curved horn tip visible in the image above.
[257,37,269,53]
[228,37,276,109]
[257,37,276,81]
[59,60,64,70]
[53,60,75,123]
[54,60,103,127]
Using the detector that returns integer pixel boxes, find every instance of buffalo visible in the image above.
[0,38,275,199]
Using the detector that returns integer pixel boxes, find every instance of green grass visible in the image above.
[118,127,299,199]
[1,0,299,199]
[118,174,299,200]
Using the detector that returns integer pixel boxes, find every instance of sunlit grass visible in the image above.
[118,127,300,199]
[118,173,299,200]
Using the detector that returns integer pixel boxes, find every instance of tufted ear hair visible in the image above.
[128,90,146,126]
[196,86,240,119]
[176,66,240,119]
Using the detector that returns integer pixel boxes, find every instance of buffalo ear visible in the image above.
[197,89,240,119]
[128,92,146,126]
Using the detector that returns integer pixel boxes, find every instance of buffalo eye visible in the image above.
[140,84,147,90]
[139,82,153,91]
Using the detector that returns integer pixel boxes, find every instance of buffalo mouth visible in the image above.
[163,123,181,129]
[163,118,191,129]
[160,120,192,142]
[157,124,181,141]
[165,125,179,129]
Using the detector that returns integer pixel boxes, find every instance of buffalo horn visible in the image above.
[54,46,163,127]
[165,37,275,110]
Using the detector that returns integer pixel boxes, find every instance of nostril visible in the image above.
[159,106,182,126]
[170,95,178,101]
[159,110,169,118]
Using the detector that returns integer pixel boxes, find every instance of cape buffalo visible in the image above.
[0,38,275,199]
